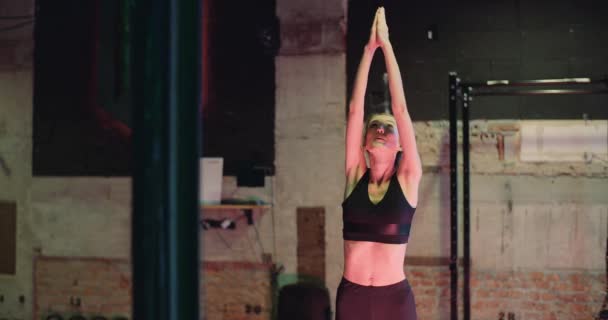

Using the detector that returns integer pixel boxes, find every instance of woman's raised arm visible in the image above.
[345,9,381,183]
[377,8,422,183]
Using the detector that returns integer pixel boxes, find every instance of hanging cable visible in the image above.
[252,219,266,255]
[243,209,265,262]
[246,228,262,263]
[213,228,233,250]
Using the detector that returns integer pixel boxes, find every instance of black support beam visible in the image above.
[132,0,202,319]
[448,72,459,320]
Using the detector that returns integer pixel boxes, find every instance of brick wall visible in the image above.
[34,257,273,320]
[203,261,273,320]
[33,256,605,320]
[34,257,132,319]
[406,266,604,320]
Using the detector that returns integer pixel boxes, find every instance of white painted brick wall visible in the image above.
[275,53,346,309]
[0,68,34,318]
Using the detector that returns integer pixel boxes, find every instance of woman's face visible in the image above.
[364,114,400,151]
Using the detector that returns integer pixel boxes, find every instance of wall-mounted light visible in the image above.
[426,24,438,41]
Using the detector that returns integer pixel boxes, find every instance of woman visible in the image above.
[337,7,422,320]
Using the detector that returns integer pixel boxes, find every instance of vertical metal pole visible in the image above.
[168,0,202,319]
[132,0,169,317]
[132,0,201,319]
[448,72,459,320]
[462,87,471,320]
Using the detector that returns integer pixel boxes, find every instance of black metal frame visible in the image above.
[448,73,608,320]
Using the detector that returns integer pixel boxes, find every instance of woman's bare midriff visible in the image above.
[343,239,407,286]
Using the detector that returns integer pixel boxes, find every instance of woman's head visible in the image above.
[363,113,401,152]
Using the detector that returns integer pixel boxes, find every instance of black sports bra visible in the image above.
[342,169,416,244]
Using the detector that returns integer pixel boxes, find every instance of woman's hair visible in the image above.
[363,111,403,169]
[364,111,392,128]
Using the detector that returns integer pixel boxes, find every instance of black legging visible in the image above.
[336,277,417,320]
